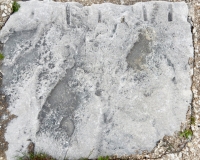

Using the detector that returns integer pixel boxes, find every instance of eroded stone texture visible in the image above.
[0,1,193,159]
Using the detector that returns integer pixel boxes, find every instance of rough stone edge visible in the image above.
[0,0,199,160]
[0,1,18,160]
[0,0,12,30]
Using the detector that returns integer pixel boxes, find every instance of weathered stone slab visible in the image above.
[0,1,193,159]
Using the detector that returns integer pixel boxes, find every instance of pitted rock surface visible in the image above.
[0,1,193,159]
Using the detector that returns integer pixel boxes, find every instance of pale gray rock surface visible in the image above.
[0,1,193,159]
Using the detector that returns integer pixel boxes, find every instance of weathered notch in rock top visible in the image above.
[168,4,173,22]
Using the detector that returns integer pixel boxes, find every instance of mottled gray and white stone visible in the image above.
[0,1,193,159]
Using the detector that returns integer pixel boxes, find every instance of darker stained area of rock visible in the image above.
[37,69,82,140]
[126,30,152,71]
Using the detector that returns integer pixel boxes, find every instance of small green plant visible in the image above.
[12,1,20,13]
[180,129,193,139]
[98,156,109,160]
[16,152,56,160]
[191,116,195,125]
[77,149,95,160]
[0,53,4,60]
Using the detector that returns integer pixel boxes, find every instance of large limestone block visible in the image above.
[0,1,193,159]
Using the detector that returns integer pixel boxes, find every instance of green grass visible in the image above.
[191,116,195,125]
[0,53,4,60]
[16,152,56,160]
[98,156,109,160]
[16,153,110,160]
[12,1,20,13]
[180,129,193,139]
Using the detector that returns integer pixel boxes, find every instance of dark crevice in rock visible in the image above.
[143,5,147,21]
[168,4,173,22]
[66,5,70,25]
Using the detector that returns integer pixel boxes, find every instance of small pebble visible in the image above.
[190,147,195,153]
[188,142,192,147]
[2,13,6,17]
[3,17,7,21]
[0,5,4,10]
[178,152,182,158]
